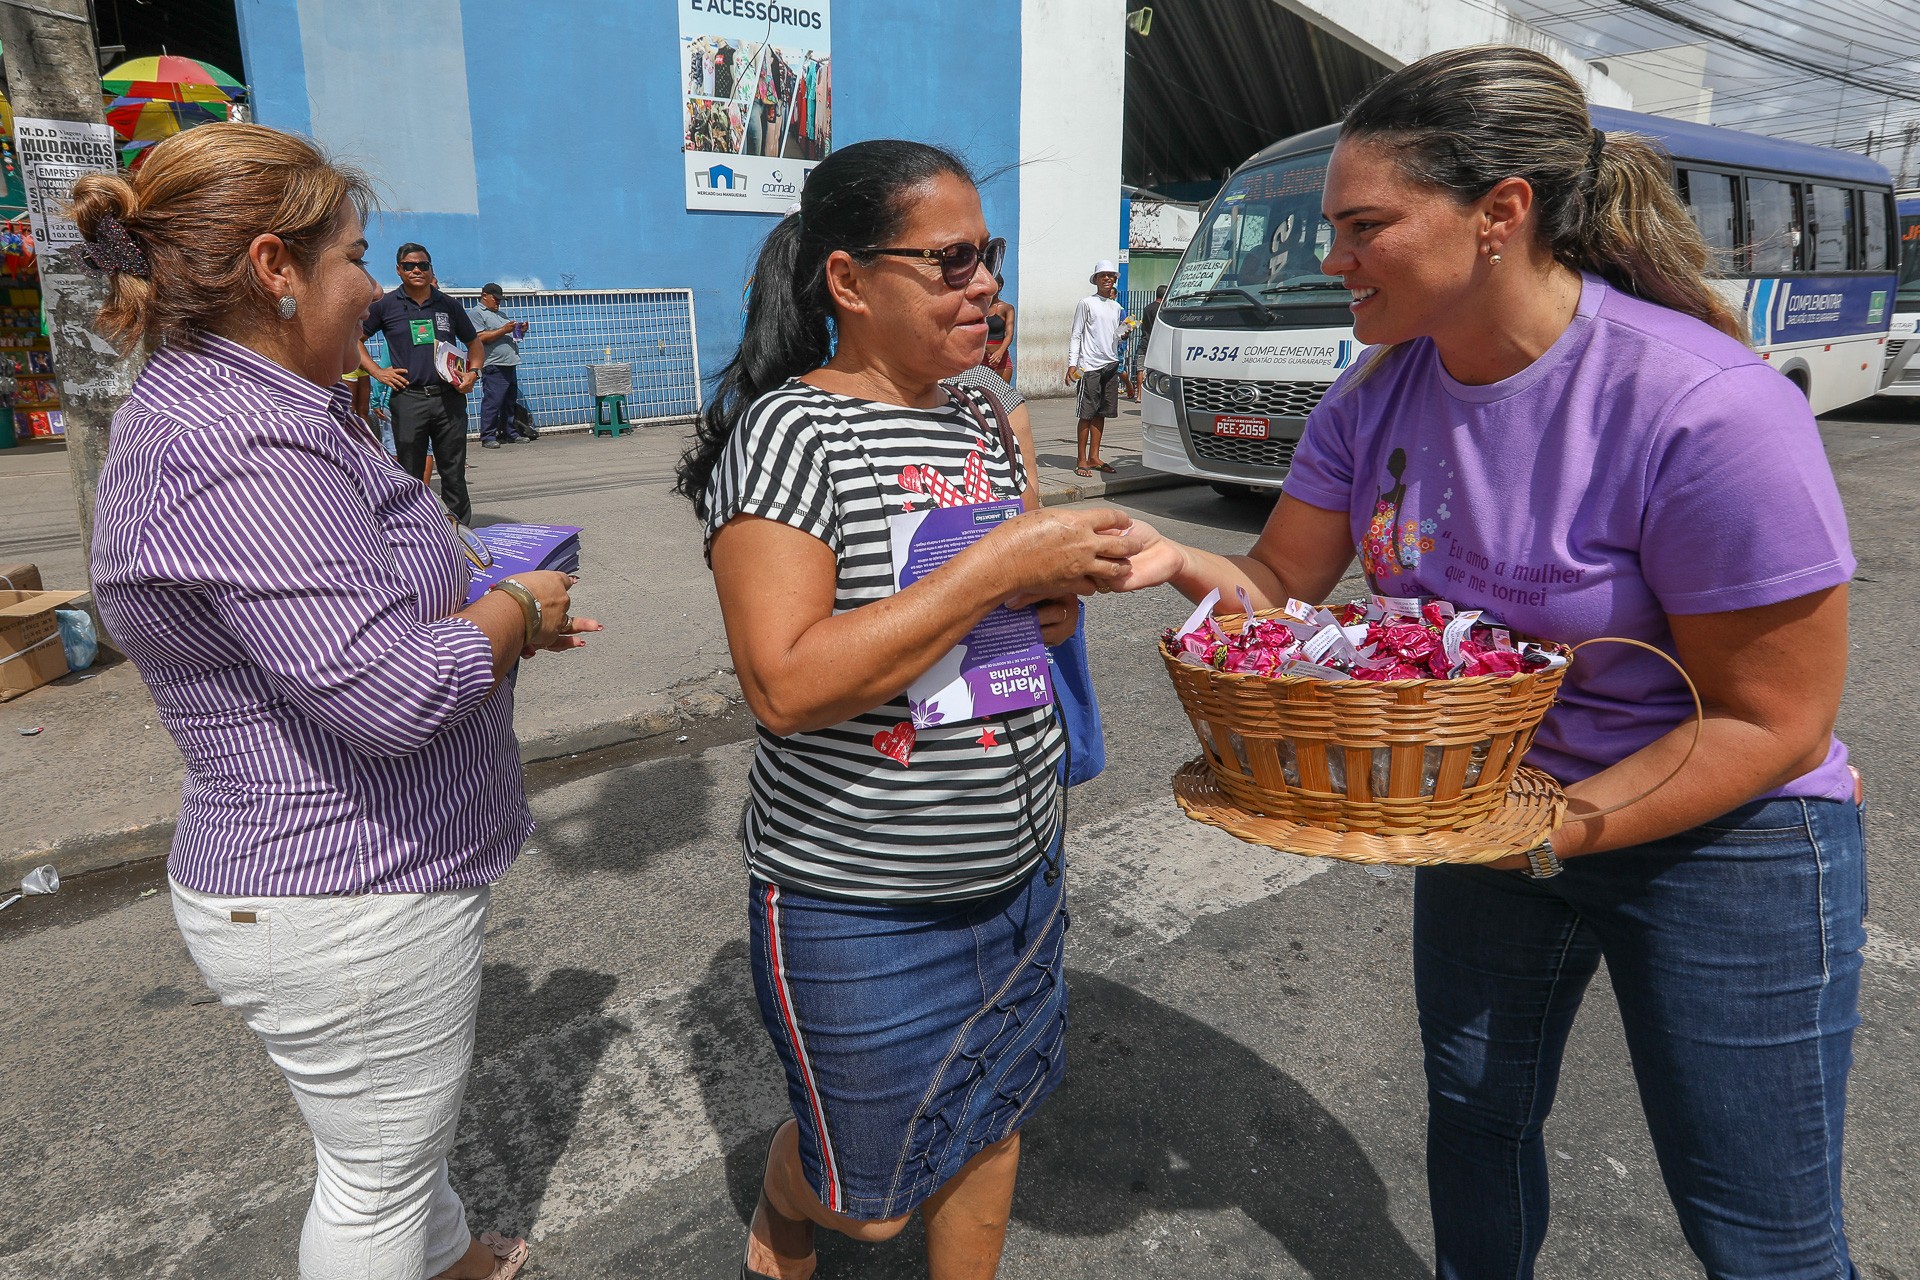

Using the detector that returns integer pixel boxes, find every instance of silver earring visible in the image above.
[277,295,298,320]
[1489,252,1503,266]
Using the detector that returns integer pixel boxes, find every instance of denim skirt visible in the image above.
[748,859,1069,1221]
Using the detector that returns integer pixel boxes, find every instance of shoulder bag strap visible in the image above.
[949,384,1027,507]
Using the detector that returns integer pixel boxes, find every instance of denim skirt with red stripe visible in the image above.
[748,858,1069,1221]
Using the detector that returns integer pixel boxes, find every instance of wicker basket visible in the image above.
[1160,610,1571,835]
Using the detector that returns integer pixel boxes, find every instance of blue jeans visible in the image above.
[1415,796,1866,1280]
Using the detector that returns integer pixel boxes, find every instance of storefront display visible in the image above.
[0,252,58,441]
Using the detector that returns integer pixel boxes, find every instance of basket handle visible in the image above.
[1556,636,1705,826]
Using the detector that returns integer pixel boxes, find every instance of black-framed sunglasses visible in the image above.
[398,259,432,272]
[863,237,1006,290]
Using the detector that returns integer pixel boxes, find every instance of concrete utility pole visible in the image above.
[0,0,142,577]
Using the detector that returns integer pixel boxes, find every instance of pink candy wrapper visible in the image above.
[1162,594,1567,683]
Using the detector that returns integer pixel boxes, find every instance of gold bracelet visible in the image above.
[489,577,540,647]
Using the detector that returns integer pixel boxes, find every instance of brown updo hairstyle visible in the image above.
[68,123,375,353]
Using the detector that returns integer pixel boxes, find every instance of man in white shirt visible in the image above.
[1065,260,1128,476]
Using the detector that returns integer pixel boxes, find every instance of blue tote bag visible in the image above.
[1049,611,1105,786]
[959,379,1107,787]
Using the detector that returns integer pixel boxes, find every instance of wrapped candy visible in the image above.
[1165,593,1568,683]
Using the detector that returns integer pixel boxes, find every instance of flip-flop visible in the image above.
[1075,467,1095,477]
[1095,462,1118,474]
[744,1122,816,1280]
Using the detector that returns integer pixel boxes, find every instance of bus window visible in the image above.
[1860,191,1891,272]
[1678,169,1739,261]
[1901,208,1920,300]
[1805,184,1853,271]
[1745,177,1798,274]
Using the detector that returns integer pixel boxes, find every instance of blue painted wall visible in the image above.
[236,0,1023,390]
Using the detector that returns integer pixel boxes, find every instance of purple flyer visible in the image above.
[889,499,1052,726]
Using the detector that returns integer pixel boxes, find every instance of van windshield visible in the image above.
[1168,149,1341,309]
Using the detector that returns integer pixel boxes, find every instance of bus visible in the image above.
[1877,191,1920,398]
[1141,106,1899,497]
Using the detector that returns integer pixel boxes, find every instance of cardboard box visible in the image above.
[0,588,84,701]
[0,563,41,593]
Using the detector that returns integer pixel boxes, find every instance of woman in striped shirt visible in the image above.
[678,140,1141,1278]
[82,126,596,1280]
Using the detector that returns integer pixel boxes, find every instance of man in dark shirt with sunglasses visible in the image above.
[361,243,484,522]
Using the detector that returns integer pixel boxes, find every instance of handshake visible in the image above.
[981,506,1181,611]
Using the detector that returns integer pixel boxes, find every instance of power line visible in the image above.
[1610,0,1920,101]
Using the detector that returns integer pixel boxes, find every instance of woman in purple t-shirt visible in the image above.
[1120,47,1866,1279]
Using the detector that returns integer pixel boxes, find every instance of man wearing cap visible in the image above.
[1065,260,1127,477]
[361,243,483,521]
[470,284,536,448]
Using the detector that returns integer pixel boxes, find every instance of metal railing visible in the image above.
[366,287,701,430]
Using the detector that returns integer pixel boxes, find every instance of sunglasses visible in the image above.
[451,520,494,569]
[398,260,432,272]
[864,237,1006,290]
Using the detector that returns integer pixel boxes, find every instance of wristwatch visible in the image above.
[489,577,541,647]
[1522,835,1564,880]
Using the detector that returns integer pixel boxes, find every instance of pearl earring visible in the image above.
[278,295,298,320]
[1489,252,1503,266]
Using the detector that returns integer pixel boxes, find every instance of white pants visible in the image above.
[171,879,490,1280]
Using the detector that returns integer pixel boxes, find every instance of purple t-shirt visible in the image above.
[1285,274,1855,801]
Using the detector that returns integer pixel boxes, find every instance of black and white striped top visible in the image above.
[705,379,1064,903]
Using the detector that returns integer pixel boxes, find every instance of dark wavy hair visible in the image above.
[675,139,974,518]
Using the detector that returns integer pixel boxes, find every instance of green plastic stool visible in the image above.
[592,394,629,437]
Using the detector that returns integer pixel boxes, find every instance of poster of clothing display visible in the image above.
[680,0,832,213]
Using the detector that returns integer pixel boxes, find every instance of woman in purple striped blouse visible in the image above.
[79,127,597,1280]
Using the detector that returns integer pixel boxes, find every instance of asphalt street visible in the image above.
[4,403,1918,1279]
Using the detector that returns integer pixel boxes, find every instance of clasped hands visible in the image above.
[993,507,1181,645]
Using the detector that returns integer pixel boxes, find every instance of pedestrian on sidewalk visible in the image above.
[362,243,484,521]
[1111,45,1864,1280]
[469,284,536,447]
[1130,283,1166,399]
[982,274,1015,382]
[677,139,1142,1280]
[75,123,601,1280]
[1064,259,1126,476]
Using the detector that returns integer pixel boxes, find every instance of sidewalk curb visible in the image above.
[3,689,748,893]
[1037,469,1200,507]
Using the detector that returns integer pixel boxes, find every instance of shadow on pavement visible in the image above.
[681,942,1423,1278]
[453,962,627,1235]
[534,753,719,875]
[1021,969,1428,1279]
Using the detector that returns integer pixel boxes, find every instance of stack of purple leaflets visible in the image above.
[462,523,583,604]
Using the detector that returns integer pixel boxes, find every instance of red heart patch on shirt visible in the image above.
[872,721,916,768]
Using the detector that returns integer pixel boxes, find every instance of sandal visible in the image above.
[1074,466,1094,478]
[431,1231,529,1280]
[744,1122,816,1280]
[1095,462,1118,474]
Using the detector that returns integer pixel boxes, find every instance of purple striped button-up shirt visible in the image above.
[91,334,532,896]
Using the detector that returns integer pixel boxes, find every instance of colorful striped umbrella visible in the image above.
[105,96,227,143]
[101,55,244,104]
[119,139,157,171]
